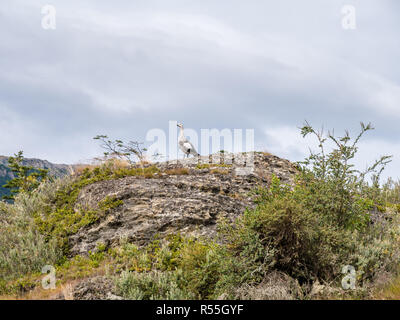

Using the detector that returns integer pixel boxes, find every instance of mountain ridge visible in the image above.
[0,155,72,199]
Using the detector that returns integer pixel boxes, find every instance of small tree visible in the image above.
[93,135,148,165]
[298,121,392,229]
[221,122,398,284]
[2,151,49,201]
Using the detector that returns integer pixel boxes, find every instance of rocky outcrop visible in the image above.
[69,152,297,256]
[70,277,122,300]
[55,277,122,300]
[231,271,303,300]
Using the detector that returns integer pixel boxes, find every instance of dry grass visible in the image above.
[371,274,400,300]
[196,163,232,170]
[72,164,98,176]
[0,254,111,300]
[93,158,131,169]
[0,295,17,300]
[210,169,229,175]
[229,193,245,200]
[60,282,75,300]
[164,168,189,175]
[73,158,155,176]
[109,158,131,168]
[1,279,83,300]
[233,271,302,300]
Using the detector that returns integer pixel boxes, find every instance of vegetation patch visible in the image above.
[34,195,123,254]
[196,163,232,170]
[164,168,189,175]
[210,169,229,175]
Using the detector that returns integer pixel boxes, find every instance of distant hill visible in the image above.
[0,156,72,199]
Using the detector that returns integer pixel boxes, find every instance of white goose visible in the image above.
[177,123,199,158]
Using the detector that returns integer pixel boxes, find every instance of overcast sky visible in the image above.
[0,0,399,179]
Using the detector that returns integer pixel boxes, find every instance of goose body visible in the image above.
[177,123,199,158]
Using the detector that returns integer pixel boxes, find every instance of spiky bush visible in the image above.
[219,122,400,289]
[221,176,400,286]
[0,183,65,281]
[115,270,195,300]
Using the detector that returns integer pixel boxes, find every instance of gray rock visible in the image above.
[71,276,118,300]
[233,271,303,300]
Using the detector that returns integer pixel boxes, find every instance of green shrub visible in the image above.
[115,270,195,300]
[218,122,399,289]
[2,151,49,201]
[0,160,133,281]
[111,235,238,300]
[34,195,123,254]
[164,168,189,175]
[0,193,62,282]
[220,176,400,290]
[222,180,343,282]
[298,122,392,230]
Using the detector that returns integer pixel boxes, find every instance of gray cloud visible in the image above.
[0,0,399,179]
